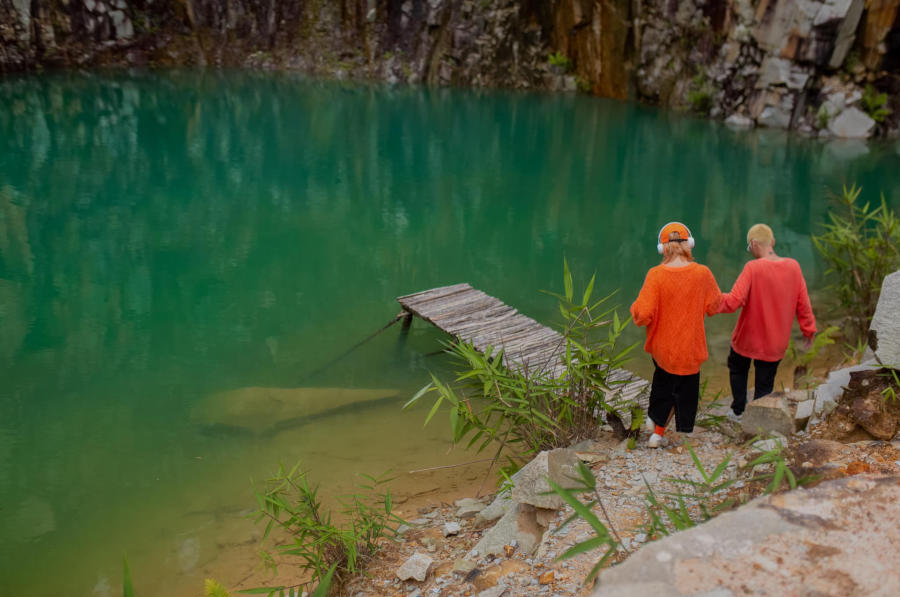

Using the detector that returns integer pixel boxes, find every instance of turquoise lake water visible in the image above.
[0,70,898,596]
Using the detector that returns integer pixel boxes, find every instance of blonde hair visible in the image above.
[747,223,775,247]
[661,231,694,264]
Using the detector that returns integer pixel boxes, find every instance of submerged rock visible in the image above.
[190,386,400,435]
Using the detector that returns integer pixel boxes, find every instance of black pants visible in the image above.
[647,361,700,433]
[727,347,781,415]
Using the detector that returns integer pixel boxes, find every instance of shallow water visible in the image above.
[0,70,898,595]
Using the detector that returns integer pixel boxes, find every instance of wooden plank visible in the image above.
[397,285,647,394]
[428,296,501,324]
[398,283,471,303]
[442,304,516,327]
[404,287,482,312]
[414,294,496,321]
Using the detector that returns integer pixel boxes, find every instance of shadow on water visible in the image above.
[0,69,898,596]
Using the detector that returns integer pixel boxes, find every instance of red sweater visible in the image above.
[718,258,817,362]
[630,263,722,375]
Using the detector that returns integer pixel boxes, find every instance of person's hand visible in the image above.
[802,334,815,351]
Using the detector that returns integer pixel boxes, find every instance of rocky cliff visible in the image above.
[1,0,899,137]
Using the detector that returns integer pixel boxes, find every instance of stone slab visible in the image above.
[742,393,794,437]
[870,270,900,369]
[592,475,900,596]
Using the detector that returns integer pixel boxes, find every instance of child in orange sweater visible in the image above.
[630,222,722,448]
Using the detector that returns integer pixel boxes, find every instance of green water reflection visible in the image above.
[0,70,898,595]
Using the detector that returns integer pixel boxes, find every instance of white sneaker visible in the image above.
[645,415,656,433]
[727,411,742,424]
[647,433,663,448]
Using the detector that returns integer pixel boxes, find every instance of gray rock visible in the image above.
[825,0,866,68]
[455,497,486,519]
[476,586,508,597]
[752,437,786,453]
[725,113,753,128]
[757,57,810,90]
[869,270,900,369]
[794,399,815,429]
[472,503,547,556]
[110,10,134,40]
[452,558,476,575]
[742,393,794,437]
[474,491,513,527]
[510,449,580,510]
[828,107,876,138]
[397,552,433,582]
[442,521,461,537]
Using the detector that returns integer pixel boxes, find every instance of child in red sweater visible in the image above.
[631,222,722,448]
[718,224,817,420]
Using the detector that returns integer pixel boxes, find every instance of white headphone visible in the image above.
[656,221,695,254]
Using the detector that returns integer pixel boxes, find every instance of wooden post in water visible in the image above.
[400,310,414,334]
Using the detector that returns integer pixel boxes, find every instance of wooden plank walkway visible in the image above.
[396,283,649,412]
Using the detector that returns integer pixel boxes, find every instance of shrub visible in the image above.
[406,261,640,468]
[687,72,715,114]
[816,104,831,130]
[547,51,573,73]
[812,185,900,340]
[861,84,891,123]
[244,463,403,596]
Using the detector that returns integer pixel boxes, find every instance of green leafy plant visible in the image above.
[547,461,622,583]
[816,104,831,130]
[244,462,403,596]
[743,439,814,494]
[406,261,640,472]
[644,483,697,537]
[812,185,900,340]
[548,51,573,73]
[667,442,739,518]
[123,557,135,597]
[687,72,715,114]
[205,579,233,597]
[861,84,891,123]
[785,325,841,389]
[695,380,726,430]
[881,368,900,403]
[645,440,816,539]
[575,76,592,93]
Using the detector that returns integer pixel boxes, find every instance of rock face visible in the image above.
[591,475,900,596]
[870,270,900,369]
[741,393,795,437]
[1,1,897,137]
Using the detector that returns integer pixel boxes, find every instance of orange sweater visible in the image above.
[630,263,722,375]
